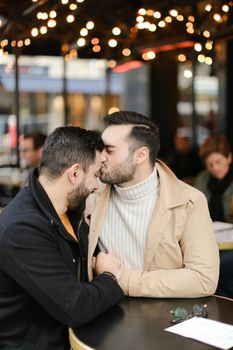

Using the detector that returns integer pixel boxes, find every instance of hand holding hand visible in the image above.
[94,252,122,281]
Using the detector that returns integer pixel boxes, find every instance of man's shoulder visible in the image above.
[156,160,206,205]
[0,193,52,242]
[178,178,207,203]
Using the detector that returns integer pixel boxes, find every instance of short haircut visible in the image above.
[103,111,160,165]
[24,132,47,150]
[199,135,231,161]
[39,126,104,180]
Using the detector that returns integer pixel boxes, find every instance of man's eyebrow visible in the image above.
[104,144,116,148]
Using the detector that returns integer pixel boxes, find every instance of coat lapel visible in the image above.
[87,187,110,277]
[144,160,188,269]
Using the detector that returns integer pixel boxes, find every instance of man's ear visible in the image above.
[134,147,149,164]
[68,163,81,184]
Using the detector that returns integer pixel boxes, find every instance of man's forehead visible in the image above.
[102,124,132,143]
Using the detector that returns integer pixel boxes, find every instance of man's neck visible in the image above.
[38,175,68,216]
[118,164,154,188]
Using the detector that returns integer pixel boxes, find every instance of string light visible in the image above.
[107,60,116,68]
[146,9,154,16]
[91,37,99,45]
[93,45,101,52]
[205,41,213,50]
[158,20,166,28]
[153,11,161,19]
[138,8,146,16]
[4,0,230,65]
[177,15,184,21]
[149,24,157,31]
[17,40,23,47]
[70,3,77,10]
[136,15,144,23]
[31,28,39,37]
[188,16,195,22]
[86,21,94,30]
[67,15,75,23]
[178,54,186,62]
[197,54,205,63]
[47,19,56,27]
[108,39,118,47]
[213,13,221,22]
[205,56,212,65]
[184,69,192,78]
[40,26,48,34]
[49,10,57,18]
[24,38,31,46]
[112,27,121,35]
[80,28,88,36]
[122,48,131,56]
[222,4,229,12]
[77,38,86,46]
[165,16,172,23]
[203,30,210,38]
[169,9,178,17]
[205,4,212,12]
[194,43,202,52]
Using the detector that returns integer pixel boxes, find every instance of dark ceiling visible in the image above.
[0,0,233,61]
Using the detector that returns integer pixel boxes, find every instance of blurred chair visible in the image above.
[69,328,94,350]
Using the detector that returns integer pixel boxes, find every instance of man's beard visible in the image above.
[68,179,90,211]
[100,155,136,186]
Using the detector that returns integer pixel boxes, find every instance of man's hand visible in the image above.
[92,252,122,281]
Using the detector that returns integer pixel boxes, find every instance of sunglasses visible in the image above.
[170,304,208,324]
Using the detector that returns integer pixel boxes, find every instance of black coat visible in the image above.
[0,169,124,350]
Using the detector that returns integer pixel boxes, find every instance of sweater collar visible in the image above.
[113,169,158,200]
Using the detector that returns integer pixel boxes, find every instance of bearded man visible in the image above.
[86,111,219,298]
[0,126,123,350]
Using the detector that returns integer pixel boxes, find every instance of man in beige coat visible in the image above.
[87,111,219,298]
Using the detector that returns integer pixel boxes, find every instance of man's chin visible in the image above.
[99,176,108,184]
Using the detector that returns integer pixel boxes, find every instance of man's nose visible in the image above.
[101,151,107,162]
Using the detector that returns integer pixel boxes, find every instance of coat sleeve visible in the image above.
[118,194,220,298]
[0,221,124,327]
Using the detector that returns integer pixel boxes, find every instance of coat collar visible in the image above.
[29,169,82,242]
[155,159,191,209]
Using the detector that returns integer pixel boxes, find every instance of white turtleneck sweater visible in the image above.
[99,169,159,269]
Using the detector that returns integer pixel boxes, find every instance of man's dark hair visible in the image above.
[103,111,160,164]
[39,126,104,179]
[24,132,47,150]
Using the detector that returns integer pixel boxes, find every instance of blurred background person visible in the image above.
[194,135,233,223]
[194,135,233,298]
[20,132,47,185]
[168,127,202,185]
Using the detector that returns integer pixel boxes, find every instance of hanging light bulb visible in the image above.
[112,27,121,35]
[67,15,75,23]
[108,39,117,47]
[31,27,39,36]
[86,21,94,30]
[194,43,202,52]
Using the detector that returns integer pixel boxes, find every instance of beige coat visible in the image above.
[87,160,219,298]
